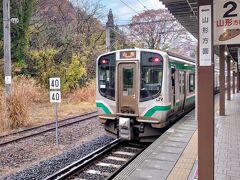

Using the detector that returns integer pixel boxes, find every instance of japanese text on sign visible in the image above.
[199,5,212,66]
[214,0,240,45]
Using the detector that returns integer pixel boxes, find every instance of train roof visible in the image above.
[98,48,196,65]
[166,51,195,64]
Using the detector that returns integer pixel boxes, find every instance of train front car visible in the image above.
[96,49,196,142]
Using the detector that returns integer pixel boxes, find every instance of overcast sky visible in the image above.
[70,0,166,25]
[95,0,165,25]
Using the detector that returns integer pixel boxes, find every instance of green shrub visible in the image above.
[29,48,87,93]
[29,48,63,88]
[62,53,87,92]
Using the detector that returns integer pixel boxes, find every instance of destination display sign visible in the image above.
[199,5,212,66]
[120,51,136,59]
[214,0,240,45]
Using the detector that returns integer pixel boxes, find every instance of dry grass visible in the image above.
[68,81,96,103]
[27,82,96,126]
[0,76,46,129]
[0,79,97,133]
[0,88,7,131]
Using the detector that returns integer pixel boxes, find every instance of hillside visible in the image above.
[36,0,77,21]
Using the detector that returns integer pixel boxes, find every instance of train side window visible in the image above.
[171,66,176,87]
[189,73,195,92]
[179,72,182,94]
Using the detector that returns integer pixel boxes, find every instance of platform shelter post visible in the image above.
[227,56,231,100]
[197,0,214,180]
[219,45,225,116]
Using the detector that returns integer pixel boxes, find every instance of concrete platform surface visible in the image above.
[214,93,240,180]
[113,110,197,180]
[113,93,240,180]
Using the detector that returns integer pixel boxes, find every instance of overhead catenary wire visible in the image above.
[135,0,149,10]
[119,0,139,14]
[105,18,177,27]
[108,25,187,37]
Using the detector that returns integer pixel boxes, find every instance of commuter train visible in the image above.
[96,49,197,142]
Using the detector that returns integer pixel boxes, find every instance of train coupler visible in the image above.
[119,117,132,140]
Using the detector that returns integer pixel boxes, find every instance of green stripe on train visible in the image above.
[169,61,195,71]
[144,96,195,117]
[96,102,112,114]
[144,105,171,117]
[186,96,195,103]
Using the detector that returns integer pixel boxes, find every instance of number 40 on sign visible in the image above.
[49,77,61,103]
[50,91,61,103]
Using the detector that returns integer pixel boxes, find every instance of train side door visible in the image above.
[178,71,186,111]
[171,66,177,109]
[118,63,138,115]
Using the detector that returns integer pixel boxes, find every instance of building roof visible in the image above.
[161,0,198,38]
[161,0,239,62]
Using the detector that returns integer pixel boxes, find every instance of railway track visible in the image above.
[0,111,98,146]
[45,139,148,180]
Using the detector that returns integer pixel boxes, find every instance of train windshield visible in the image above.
[140,52,163,101]
[98,53,116,100]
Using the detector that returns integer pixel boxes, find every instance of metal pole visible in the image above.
[237,62,240,93]
[55,103,59,146]
[3,0,11,97]
[106,27,110,52]
[233,71,235,94]
[227,56,231,100]
[220,45,225,116]
[198,1,214,180]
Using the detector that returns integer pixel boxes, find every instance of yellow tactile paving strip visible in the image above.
[167,130,198,180]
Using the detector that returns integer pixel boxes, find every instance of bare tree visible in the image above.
[128,9,196,54]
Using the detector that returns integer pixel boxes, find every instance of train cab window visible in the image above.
[140,52,163,101]
[98,53,116,100]
[189,73,195,92]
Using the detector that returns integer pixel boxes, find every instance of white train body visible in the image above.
[96,49,196,141]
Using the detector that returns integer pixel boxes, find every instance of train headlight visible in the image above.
[148,57,161,64]
[101,59,108,64]
[153,57,160,63]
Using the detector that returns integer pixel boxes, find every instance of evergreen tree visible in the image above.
[0,0,35,64]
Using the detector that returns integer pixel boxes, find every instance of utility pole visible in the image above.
[3,0,12,97]
[106,27,110,52]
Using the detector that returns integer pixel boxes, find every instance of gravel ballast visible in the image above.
[3,135,114,180]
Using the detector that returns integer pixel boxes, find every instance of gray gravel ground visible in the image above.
[3,135,114,180]
[0,117,106,178]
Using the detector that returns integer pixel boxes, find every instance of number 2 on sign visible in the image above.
[223,1,238,18]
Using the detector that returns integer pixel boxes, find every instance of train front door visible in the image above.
[118,63,138,115]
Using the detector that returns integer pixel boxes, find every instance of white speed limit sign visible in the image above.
[49,77,61,90]
[50,91,61,103]
[49,77,61,103]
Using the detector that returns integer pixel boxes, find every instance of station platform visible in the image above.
[113,93,240,180]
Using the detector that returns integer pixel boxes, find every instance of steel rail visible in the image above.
[44,139,123,180]
[0,111,97,139]
[0,111,98,146]
[106,142,147,180]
